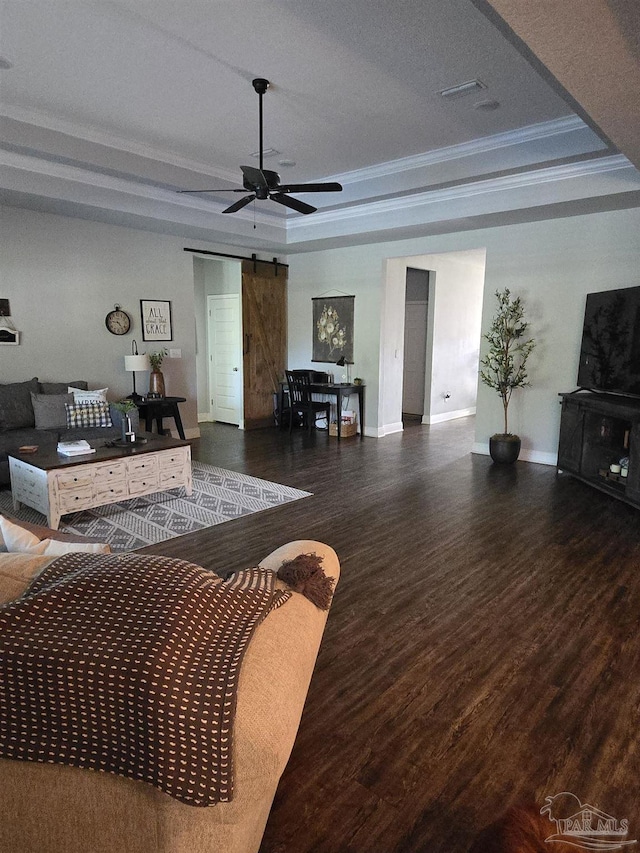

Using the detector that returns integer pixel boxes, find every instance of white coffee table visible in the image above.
[9,435,192,530]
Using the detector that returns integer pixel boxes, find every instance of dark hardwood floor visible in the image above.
[142,419,640,853]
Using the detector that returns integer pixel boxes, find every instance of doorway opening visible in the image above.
[381,248,486,440]
[193,256,243,427]
[402,268,430,428]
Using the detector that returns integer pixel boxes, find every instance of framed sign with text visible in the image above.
[141,299,172,341]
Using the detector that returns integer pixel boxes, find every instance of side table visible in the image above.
[137,396,187,440]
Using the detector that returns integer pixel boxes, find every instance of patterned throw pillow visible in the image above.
[68,386,108,403]
[65,401,113,429]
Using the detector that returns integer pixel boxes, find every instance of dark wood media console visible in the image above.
[557,391,640,509]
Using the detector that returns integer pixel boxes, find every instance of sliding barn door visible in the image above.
[241,260,287,429]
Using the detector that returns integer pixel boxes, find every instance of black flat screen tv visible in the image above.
[577,285,640,397]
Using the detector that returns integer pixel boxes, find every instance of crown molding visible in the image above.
[326,116,598,185]
[0,102,240,185]
[287,154,634,232]
[2,104,598,194]
[0,148,283,226]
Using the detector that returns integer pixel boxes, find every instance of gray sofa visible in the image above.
[0,378,140,486]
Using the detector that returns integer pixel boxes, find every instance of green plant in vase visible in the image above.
[148,349,167,371]
[480,288,536,463]
[148,348,168,398]
[113,398,138,443]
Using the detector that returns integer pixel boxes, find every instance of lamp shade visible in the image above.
[124,354,150,372]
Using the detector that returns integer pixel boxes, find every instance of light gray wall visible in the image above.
[390,250,485,425]
[287,207,640,460]
[1,206,242,438]
[4,202,640,461]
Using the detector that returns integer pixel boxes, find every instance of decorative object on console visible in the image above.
[104,304,131,336]
[112,399,138,443]
[124,340,150,403]
[148,348,168,398]
[312,295,354,362]
[141,299,172,342]
[336,355,353,384]
[480,288,536,464]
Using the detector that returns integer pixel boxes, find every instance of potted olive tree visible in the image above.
[480,288,536,464]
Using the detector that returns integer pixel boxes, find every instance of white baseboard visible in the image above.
[472,442,558,467]
[363,423,403,438]
[425,407,476,425]
[385,421,405,436]
[197,412,213,422]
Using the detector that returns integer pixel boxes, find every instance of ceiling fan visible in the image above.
[178,78,342,215]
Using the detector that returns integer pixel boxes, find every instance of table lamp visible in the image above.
[124,340,150,403]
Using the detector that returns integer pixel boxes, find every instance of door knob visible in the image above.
[233,367,238,371]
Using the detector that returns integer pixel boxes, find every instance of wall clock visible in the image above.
[105,305,131,335]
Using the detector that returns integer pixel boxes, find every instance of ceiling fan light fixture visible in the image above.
[439,79,486,99]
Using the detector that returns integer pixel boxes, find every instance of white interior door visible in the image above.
[207,294,242,425]
[402,300,428,415]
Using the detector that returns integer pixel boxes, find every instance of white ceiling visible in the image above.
[1,0,639,253]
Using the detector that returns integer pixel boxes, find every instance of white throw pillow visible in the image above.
[39,539,111,555]
[68,386,108,403]
[0,515,110,555]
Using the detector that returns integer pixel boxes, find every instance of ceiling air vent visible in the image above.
[474,99,501,111]
[250,147,280,159]
[439,79,486,100]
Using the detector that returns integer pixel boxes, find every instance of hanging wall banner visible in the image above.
[312,295,354,363]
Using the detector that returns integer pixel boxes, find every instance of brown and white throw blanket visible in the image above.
[0,552,291,806]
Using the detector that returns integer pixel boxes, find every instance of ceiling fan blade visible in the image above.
[222,194,256,213]
[240,165,270,191]
[270,193,317,215]
[276,182,343,194]
[177,188,246,193]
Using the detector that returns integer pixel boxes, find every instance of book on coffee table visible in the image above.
[57,440,96,456]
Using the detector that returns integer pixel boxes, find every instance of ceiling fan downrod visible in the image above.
[252,78,269,173]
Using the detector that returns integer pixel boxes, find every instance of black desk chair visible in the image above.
[285,370,331,434]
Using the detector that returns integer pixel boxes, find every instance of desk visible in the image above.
[279,382,364,439]
[137,396,187,440]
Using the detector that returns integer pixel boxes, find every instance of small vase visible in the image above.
[121,414,135,443]
[149,369,165,398]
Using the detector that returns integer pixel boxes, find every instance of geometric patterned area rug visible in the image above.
[0,461,312,553]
